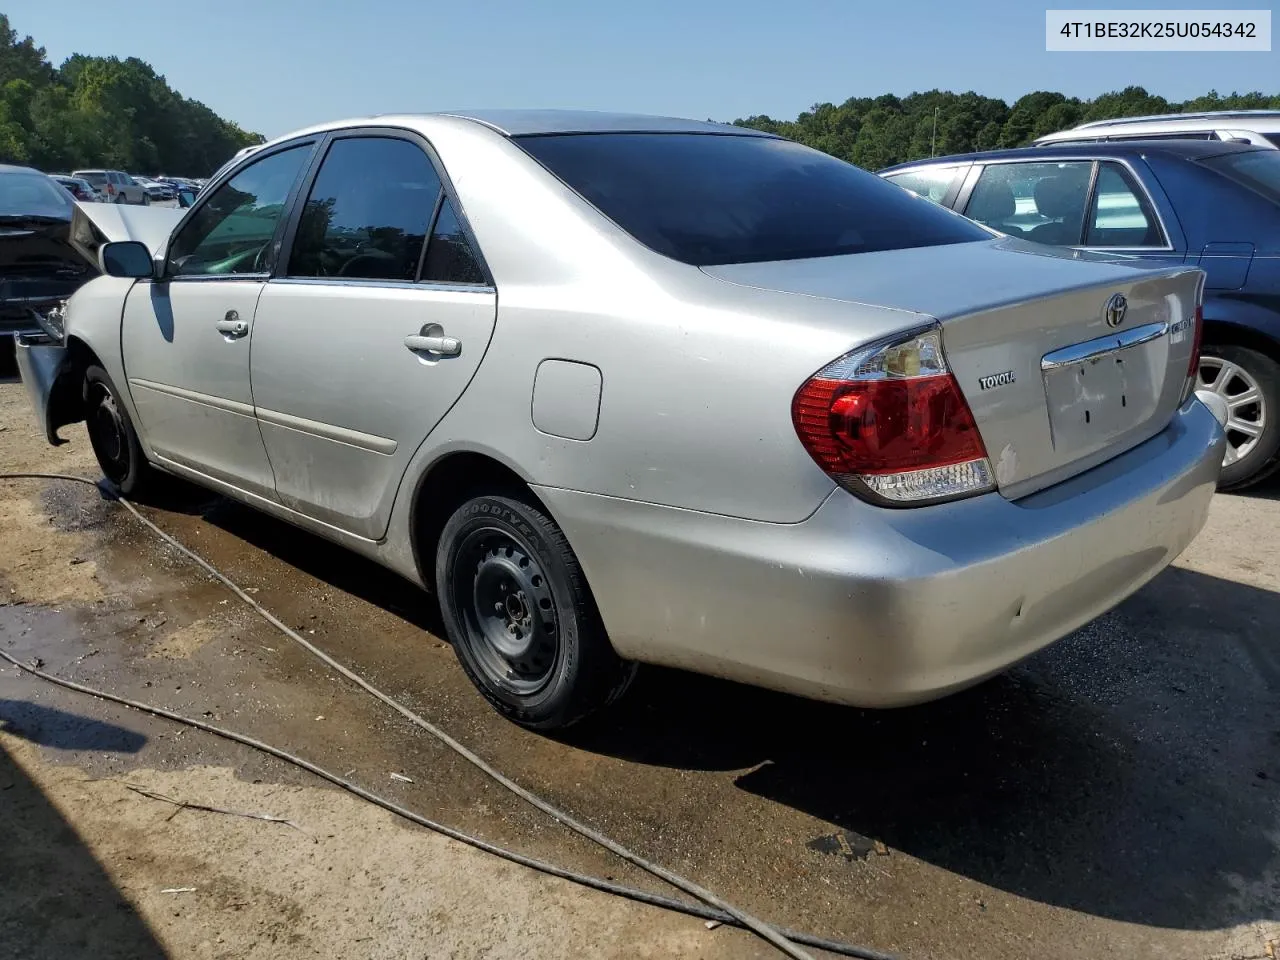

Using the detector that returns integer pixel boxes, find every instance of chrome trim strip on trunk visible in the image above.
[1041,321,1170,371]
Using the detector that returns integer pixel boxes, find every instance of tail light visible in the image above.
[1179,302,1204,405]
[792,326,995,505]
[1188,303,1203,378]
[106,182,116,196]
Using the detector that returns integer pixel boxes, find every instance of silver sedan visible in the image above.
[15,111,1226,729]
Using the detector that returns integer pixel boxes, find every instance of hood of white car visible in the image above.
[67,202,184,270]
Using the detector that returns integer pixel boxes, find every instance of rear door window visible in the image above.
[422,199,487,284]
[1084,163,1165,247]
[964,161,1094,243]
[288,136,442,281]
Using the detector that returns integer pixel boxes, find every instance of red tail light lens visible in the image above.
[792,328,995,505]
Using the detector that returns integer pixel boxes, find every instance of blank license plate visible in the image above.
[1043,336,1165,454]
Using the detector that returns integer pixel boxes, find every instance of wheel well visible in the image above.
[1202,319,1280,366]
[410,453,549,588]
[47,336,103,435]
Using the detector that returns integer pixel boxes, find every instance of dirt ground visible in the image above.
[1,337,1278,960]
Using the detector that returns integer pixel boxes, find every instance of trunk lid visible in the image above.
[703,238,1204,499]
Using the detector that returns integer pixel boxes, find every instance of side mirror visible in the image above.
[177,189,196,208]
[99,240,155,278]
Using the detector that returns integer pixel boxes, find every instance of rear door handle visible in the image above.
[404,334,461,357]
[215,311,249,339]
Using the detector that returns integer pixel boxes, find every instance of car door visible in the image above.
[249,131,497,539]
[120,141,316,498]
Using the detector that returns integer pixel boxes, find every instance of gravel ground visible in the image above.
[0,336,1277,960]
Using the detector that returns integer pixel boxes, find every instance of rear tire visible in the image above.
[84,365,153,497]
[436,493,635,730]
[1198,343,1280,491]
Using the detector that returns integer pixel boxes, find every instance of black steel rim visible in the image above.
[453,525,560,697]
[87,385,130,484]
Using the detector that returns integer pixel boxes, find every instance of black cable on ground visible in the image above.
[0,471,899,960]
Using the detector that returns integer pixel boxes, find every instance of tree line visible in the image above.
[4,12,1278,179]
[0,14,263,177]
[734,87,1280,169]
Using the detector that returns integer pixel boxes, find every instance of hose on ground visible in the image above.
[0,471,898,960]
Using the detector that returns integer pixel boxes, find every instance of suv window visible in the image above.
[422,199,487,284]
[1085,163,1164,246]
[288,137,441,281]
[884,166,961,204]
[167,145,310,277]
[965,161,1093,243]
[77,171,107,186]
[516,133,989,266]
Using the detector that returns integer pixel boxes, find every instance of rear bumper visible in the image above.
[536,398,1225,706]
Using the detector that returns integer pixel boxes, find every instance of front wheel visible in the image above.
[1197,343,1280,490]
[84,365,154,496]
[436,493,636,730]
[142,194,151,206]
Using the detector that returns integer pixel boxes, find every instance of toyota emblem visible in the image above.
[1105,293,1128,328]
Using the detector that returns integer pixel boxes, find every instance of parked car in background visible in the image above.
[882,139,1280,489]
[0,165,95,332]
[133,176,175,202]
[72,169,149,205]
[1033,110,1280,149]
[50,174,100,202]
[16,112,1223,731]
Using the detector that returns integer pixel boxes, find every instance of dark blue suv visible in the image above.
[882,140,1280,490]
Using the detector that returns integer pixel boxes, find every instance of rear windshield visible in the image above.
[0,171,75,218]
[1200,150,1280,205]
[515,133,990,266]
[76,171,108,185]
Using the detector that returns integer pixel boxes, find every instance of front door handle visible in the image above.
[404,333,461,357]
[215,310,249,339]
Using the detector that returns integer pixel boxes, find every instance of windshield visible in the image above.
[515,133,990,266]
[1200,150,1280,205]
[0,171,75,218]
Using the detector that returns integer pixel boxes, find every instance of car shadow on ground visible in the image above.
[0,700,147,753]
[565,563,1280,933]
[132,486,1279,935]
[0,731,167,959]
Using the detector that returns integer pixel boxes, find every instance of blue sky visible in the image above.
[7,0,1278,139]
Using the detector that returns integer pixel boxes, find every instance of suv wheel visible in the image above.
[1197,344,1280,490]
[436,493,636,730]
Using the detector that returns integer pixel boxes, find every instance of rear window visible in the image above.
[76,171,107,186]
[1200,150,1280,205]
[516,133,989,266]
[0,171,74,218]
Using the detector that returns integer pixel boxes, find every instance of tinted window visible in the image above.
[517,133,988,266]
[965,161,1093,244]
[1200,150,1280,205]
[0,172,74,218]
[168,145,310,277]
[1085,163,1164,246]
[77,171,107,186]
[884,166,961,204]
[422,199,486,284]
[288,137,441,281]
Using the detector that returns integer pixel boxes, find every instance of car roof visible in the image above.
[0,163,43,175]
[1068,109,1280,130]
[879,138,1267,172]
[265,109,772,145]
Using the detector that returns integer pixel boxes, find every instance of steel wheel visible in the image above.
[453,527,560,697]
[86,381,132,485]
[1198,354,1265,466]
